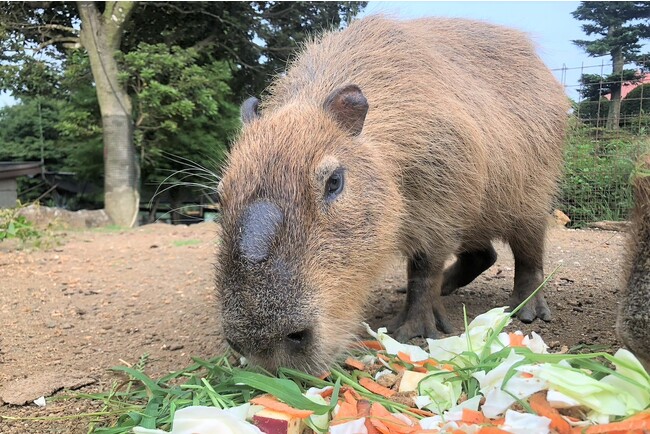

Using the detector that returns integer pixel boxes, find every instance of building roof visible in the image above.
[0,162,42,180]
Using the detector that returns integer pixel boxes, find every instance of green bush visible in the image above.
[0,205,41,243]
[575,98,610,127]
[559,125,649,226]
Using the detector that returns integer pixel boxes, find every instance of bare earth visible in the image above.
[0,222,627,433]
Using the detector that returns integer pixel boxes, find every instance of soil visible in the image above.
[0,222,628,433]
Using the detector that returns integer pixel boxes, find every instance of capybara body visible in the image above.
[216,16,569,372]
[617,155,650,370]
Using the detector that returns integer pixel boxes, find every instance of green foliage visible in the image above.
[117,43,238,185]
[621,83,650,116]
[572,2,650,59]
[572,2,650,128]
[0,205,41,243]
[559,124,650,225]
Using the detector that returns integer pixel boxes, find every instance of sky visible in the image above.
[360,1,612,100]
[0,2,631,107]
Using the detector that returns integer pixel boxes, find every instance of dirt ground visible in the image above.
[0,222,628,433]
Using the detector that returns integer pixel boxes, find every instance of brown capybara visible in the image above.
[216,15,569,373]
[617,154,650,371]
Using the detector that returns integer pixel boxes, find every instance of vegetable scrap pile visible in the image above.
[120,307,649,434]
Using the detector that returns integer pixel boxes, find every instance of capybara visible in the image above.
[216,15,569,373]
[617,154,650,371]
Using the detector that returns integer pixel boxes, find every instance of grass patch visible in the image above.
[172,239,201,247]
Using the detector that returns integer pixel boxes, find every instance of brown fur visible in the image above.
[216,16,569,373]
[617,154,650,370]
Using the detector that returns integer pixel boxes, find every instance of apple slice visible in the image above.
[252,408,303,434]
[398,371,429,393]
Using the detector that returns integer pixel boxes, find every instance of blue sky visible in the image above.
[360,1,615,100]
[0,2,630,107]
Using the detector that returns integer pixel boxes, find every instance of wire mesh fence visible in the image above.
[553,61,650,227]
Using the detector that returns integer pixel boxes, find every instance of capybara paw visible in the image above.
[510,293,551,323]
[440,281,458,296]
[392,317,440,343]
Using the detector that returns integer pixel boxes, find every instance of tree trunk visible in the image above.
[607,41,624,130]
[78,1,139,227]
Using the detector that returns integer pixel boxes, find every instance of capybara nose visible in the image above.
[285,328,312,352]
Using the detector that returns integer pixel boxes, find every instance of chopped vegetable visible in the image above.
[250,395,314,419]
[359,377,396,398]
[252,409,302,434]
[528,392,572,434]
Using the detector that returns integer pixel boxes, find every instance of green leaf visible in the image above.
[230,370,331,414]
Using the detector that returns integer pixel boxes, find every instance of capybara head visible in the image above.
[617,154,650,371]
[216,85,402,373]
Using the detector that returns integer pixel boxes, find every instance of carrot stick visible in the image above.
[369,402,415,433]
[490,417,505,426]
[571,416,650,433]
[343,388,360,404]
[361,340,385,350]
[345,356,366,371]
[477,427,511,434]
[397,351,413,364]
[359,377,397,398]
[462,408,487,425]
[249,394,314,419]
[408,407,436,418]
[319,387,334,398]
[331,400,358,425]
[508,332,526,347]
[318,371,331,380]
[356,399,381,434]
[529,392,571,434]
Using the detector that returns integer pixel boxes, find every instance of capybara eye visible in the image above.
[325,169,344,200]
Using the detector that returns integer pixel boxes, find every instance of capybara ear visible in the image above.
[241,97,260,124]
[323,84,368,136]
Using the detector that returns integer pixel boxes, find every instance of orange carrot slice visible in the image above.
[345,356,366,371]
[331,400,358,425]
[397,351,413,364]
[358,340,385,351]
[508,332,526,347]
[369,402,415,433]
[408,407,436,418]
[359,377,397,398]
[529,392,571,434]
[477,427,511,434]
[249,394,314,419]
[462,408,487,425]
[571,413,650,433]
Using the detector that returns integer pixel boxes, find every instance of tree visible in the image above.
[0,1,367,225]
[572,1,650,129]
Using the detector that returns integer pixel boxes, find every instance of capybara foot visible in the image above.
[392,314,440,342]
[390,309,454,342]
[509,293,551,323]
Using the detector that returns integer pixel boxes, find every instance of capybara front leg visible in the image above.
[441,244,497,295]
[508,226,552,323]
[390,253,454,342]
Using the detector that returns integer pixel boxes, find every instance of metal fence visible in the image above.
[553,62,650,227]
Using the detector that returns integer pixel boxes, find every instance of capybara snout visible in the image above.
[216,15,568,373]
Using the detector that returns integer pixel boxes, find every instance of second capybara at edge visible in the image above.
[215,15,569,373]
[617,155,650,371]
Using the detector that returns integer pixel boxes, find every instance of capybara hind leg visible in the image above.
[508,225,552,323]
[390,253,454,342]
[441,245,497,295]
